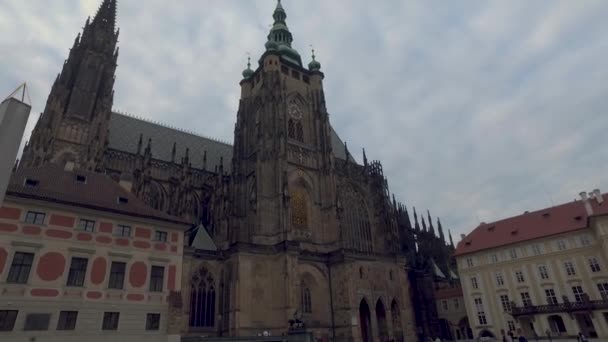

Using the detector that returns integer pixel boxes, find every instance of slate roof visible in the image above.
[107,112,356,171]
[454,195,608,256]
[7,164,191,226]
[108,113,233,171]
[191,223,218,251]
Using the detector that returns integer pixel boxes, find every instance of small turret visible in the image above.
[308,48,321,71]
[242,56,254,79]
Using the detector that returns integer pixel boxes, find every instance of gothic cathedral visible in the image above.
[20,1,458,341]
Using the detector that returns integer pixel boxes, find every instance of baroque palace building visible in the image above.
[455,190,608,340]
[11,1,462,341]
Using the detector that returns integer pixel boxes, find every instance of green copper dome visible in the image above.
[308,49,321,71]
[263,0,302,66]
[242,57,254,79]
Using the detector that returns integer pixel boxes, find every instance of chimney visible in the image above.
[64,161,75,172]
[119,173,133,193]
[593,189,603,204]
[580,191,593,216]
[460,234,466,240]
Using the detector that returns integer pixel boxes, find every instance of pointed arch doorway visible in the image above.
[360,299,373,342]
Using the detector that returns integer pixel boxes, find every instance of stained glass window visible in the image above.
[291,189,308,229]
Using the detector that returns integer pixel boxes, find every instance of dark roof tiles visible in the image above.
[108,112,356,170]
[7,164,190,225]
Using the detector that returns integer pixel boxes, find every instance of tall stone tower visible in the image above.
[226,0,339,248]
[21,0,119,171]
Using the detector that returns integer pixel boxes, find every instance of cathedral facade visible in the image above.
[20,1,459,341]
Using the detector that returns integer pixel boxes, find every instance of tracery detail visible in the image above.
[340,186,373,252]
[189,266,216,328]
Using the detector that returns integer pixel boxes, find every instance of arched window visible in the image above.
[376,299,388,342]
[360,299,372,342]
[189,266,216,328]
[391,299,404,342]
[291,188,308,229]
[295,122,303,142]
[301,283,312,313]
[340,186,373,252]
[288,119,295,139]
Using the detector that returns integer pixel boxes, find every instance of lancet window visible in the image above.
[189,266,216,328]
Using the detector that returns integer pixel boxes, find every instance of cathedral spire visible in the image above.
[413,207,420,232]
[427,210,435,235]
[449,230,455,248]
[421,215,427,232]
[437,218,445,243]
[20,0,119,170]
[402,204,412,230]
[264,0,302,66]
[92,0,118,33]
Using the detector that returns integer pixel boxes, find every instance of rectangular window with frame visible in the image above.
[474,298,487,325]
[442,300,448,311]
[466,258,474,268]
[0,310,18,331]
[108,262,126,289]
[149,265,164,292]
[102,312,120,330]
[499,294,511,312]
[146,313,160,331]
[77,218,95,232]
[580,234,591,247]
[25,211,45,225]
[56,311,78,331]
[531,244,542,256]
[589,257,601,273]
[564,261,576,276]
[453,298,459,309]
[515,270,525,283]
[7,251,34,284]
[496,273,505,286]
[538,265,550,280]
[490,254,498,263]
[471,276,479,289]
[509,249,518,260]
[545,289,558,305]
[66,257,88,287]
[114,224,131,237]
[521,292,533,307]
[24,313,51,331]
[507,321,516,332]
[597,283,608,299]
[154,230,168,242]
[557,239,567,251]
[572,286,585,302]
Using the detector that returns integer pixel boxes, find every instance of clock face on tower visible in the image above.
[288,101,303,120]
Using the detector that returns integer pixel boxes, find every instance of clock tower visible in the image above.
[227,0,339,248]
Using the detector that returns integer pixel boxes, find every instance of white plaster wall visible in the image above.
[0,97,31,205]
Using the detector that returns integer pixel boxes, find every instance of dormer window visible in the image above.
[24,178,39,188]
[117,197,128,204]
[76,175,87,184]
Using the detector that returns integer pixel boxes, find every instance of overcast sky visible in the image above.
[1,0,607,241]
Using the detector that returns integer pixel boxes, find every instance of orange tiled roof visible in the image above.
[454,195,608,256]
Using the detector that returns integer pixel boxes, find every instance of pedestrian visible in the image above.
[577,332,588,342]
[517,329,528,342]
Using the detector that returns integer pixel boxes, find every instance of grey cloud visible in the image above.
[1,0,606,241]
